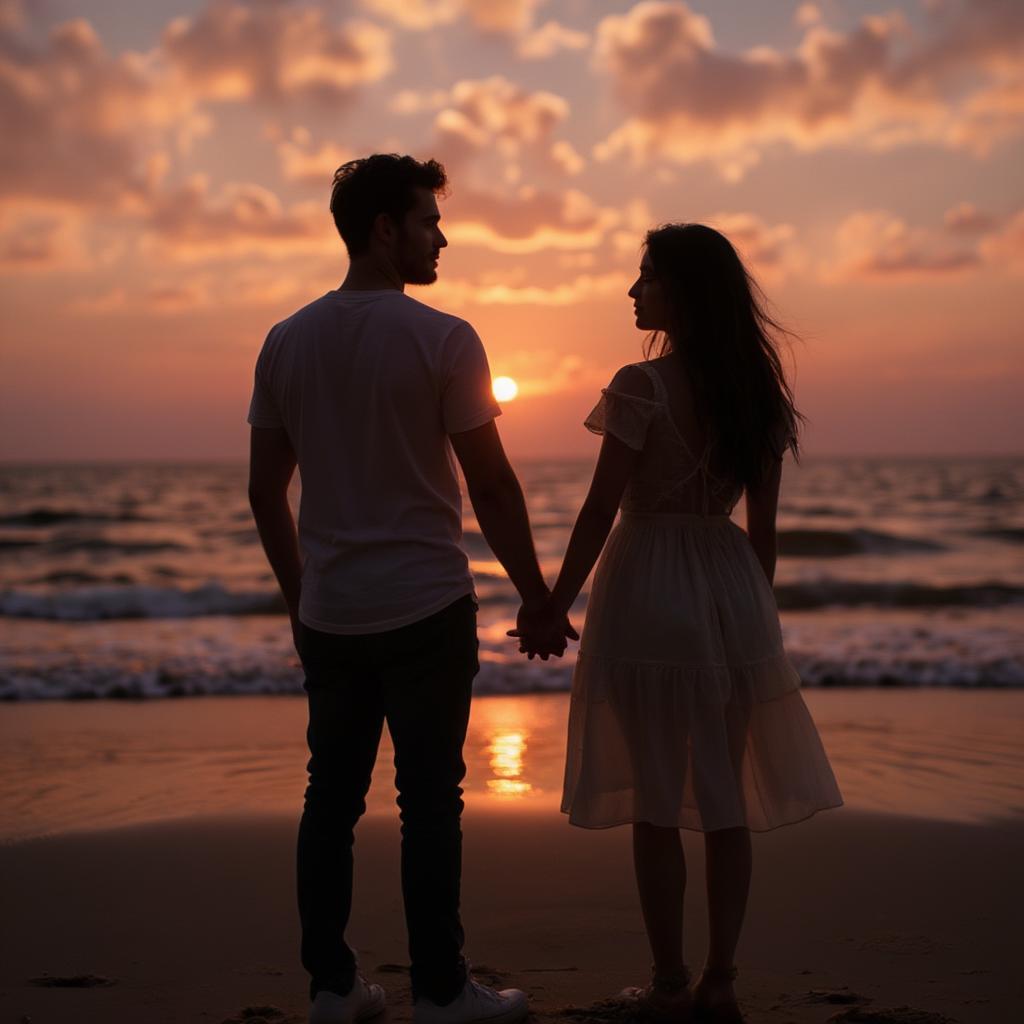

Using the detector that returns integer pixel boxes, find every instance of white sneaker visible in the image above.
[413,977,528,1024]
[309,976,386,1024]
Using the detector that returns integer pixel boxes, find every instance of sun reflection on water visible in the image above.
[486,730,533,797]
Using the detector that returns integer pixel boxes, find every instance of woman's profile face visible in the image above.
[627,249,670,332]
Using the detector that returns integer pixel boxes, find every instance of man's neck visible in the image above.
[338,257,405,292]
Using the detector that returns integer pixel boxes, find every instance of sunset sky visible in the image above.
[2,0,1022,460]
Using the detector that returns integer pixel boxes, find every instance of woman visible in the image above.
[515,224,843,1022]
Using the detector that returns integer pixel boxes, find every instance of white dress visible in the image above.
[561,361,843,832]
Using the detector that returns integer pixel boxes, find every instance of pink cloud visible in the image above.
[443,185,619,253]
[0,17,193,205]
[162,0,392,105]
[424,76,583,178]
[0,215,70,269]
[828,209,983,280]
[363,0,541,36]
[592,0,1024,177]
[144,176,333,259]
[979,210,1024,273]
[273,128,355,187]
[944,202,999,234]
[518,20,590,60]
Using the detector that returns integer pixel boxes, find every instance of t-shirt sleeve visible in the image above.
[441,321,502,434]
[246,357,284,430]
[584,367,658,451]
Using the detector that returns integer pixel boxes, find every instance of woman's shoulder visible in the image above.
[608,362,657,401]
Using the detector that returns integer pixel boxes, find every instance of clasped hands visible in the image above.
[507,596,579,661]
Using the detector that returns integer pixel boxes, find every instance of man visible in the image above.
[247,154,573,1024]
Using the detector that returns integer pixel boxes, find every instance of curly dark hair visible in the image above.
[644,223,804,490]
[330,154,448,256]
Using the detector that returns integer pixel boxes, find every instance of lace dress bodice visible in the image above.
[584,361,743,516]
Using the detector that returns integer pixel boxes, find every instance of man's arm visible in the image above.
[449,420,574,657]
[248,426,302,645]
[449,420,547,604]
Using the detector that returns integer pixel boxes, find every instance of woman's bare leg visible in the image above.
[632,821,687,977]
[695,825,751,1007]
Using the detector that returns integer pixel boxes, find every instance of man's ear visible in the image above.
[372,211,397,247]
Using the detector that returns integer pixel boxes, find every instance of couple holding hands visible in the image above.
[248,154,841,1024]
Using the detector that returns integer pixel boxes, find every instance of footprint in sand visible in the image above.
[28,974,116,988]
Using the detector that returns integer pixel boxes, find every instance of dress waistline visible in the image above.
[620,510,733,524]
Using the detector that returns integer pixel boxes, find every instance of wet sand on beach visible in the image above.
[1,690,1022,1023]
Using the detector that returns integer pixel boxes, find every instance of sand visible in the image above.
[1,692,1022,1024]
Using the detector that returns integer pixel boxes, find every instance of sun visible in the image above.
[492,376,519,402]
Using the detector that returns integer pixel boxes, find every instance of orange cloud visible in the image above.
[425,76,583,178]
[143,176,332,259]
[162,0,392,104]
[363,0,541,35]
[944,202,998,234]
[979,210,1024,274]
[518,20,590,61]
[433,271,624,309]
[0,17,195,205]
[706,212,800,278]
[444,186,619,254]
[592,0,1024,178]
[0,215,72,270]
[828,210,982,281]
[274,127,354,187]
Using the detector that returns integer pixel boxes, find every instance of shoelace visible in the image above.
[467,980,505,1005]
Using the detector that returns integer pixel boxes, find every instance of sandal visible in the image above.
[619,965,694,1020]
[692,966,745,1024]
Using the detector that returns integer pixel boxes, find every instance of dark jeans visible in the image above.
[296,594,478,1004]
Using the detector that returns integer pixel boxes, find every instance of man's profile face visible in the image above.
[394,187,447,285]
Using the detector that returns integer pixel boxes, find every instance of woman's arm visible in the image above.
[549,432,640,616]
[512,431,638,655]
[744,456,783,585]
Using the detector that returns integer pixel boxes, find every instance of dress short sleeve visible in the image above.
[584,387,658,451]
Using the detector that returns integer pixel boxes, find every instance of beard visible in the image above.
[395,231,437,285]
[402,263,438,286]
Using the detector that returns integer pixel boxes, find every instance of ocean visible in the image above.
[1,457,1022,701]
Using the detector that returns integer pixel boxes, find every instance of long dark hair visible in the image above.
[644,223,803,489]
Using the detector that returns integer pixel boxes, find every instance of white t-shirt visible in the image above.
[247,289,500,634]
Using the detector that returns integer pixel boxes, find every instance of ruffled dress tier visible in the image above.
[561,361,843,833]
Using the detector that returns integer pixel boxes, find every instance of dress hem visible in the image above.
[560,799,845,834]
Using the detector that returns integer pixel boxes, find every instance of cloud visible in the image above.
[389,88,450,115]
[363,0,541,35]
[0,0,25,32]
[592,0,1024,178]
[143,175,333,259]
[706,212,800,277]
[828,210,981,280]
[0,17,196,206]
[518,20,590,60]
[979,210,1024,273]
[361,0,461,31]
[444,186,620,253]
[433,272,625,309]
[273,127,354,187]
[944,202,998,234]
[0,214,73,270]
[427,75,583,178]
[162,0,392,105]
[794,4,821,29]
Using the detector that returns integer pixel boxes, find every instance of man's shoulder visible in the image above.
[263,293,333,343]
[396,293,477,340]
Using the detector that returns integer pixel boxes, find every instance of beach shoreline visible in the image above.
[2,691,1023,1022]
[2,807,1021,1024]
